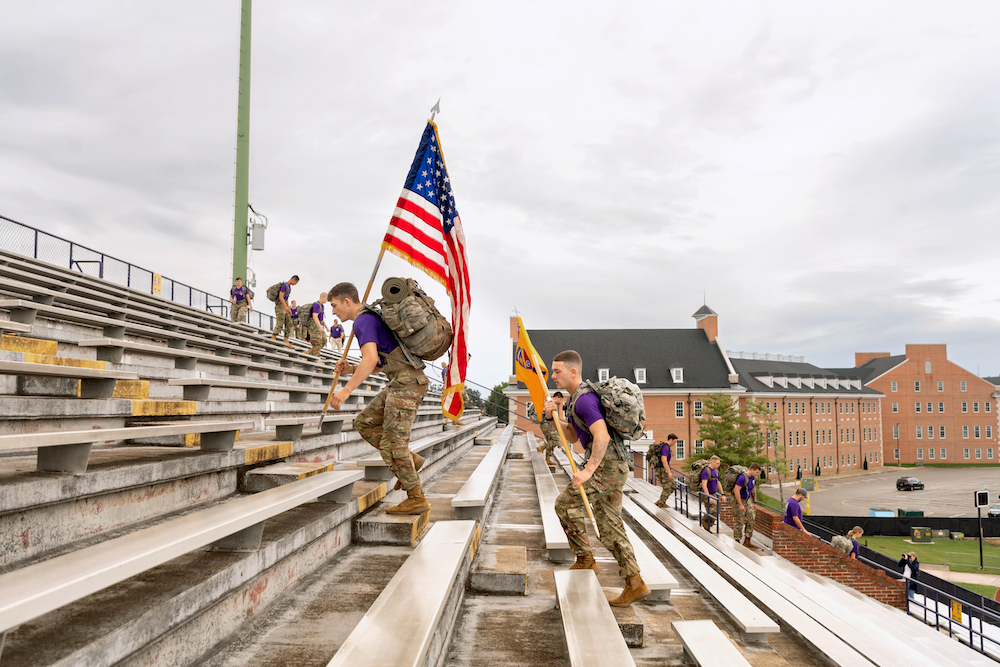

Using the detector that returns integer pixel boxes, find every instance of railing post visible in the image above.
[33,229,38,258]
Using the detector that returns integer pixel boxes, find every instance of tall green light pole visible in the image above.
[232,0,252,284]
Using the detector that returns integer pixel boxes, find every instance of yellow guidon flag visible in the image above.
[514,317,549,416]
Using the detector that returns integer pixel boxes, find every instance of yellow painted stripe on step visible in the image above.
[0,334,57,356]
[184,433,201,448]
[240,440,293,465]
[410,511,431,545]
[132,400,197,416]
[357,483,387,513]
[112,380,149,399]
[470,521,482,561]
[22,353,105,369]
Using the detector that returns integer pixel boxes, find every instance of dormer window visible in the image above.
[672,367,684,383]
[598,368,610,382]
[634,368,647,384]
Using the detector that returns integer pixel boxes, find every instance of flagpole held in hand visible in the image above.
[318,248,386,427]
[528,351,600,541]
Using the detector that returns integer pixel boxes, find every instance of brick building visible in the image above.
[838,345,1000,464]
[730,356,885,476]
[504,307,740,462]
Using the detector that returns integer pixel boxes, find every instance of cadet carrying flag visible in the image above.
[514,317,549,417]
[383,121,471,421]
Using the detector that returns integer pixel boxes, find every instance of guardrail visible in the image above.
[671,479,720,534]
[0,214,275,331]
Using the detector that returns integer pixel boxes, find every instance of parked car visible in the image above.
[988,503,1000,518]
[896,477,924,491]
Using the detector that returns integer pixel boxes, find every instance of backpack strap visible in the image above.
[567,383,629,464]
[357,305,424,370]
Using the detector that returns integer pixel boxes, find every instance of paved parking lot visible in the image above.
[764,466,1000,518]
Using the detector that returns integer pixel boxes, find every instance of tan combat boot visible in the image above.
[283,335,294,349]
[743,537,759,551]
[609,575,650,607]
[536,443,545,453]
[545,455,557,467]
[394,453,426,490]
[568,553,600,573]
[655,500,666,509]
[270,333,278,341]
[386,484,431,515]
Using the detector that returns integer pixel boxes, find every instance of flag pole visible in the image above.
[528,350,600,541]
[318,247,387,426]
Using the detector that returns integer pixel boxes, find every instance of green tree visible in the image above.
[694,393,770,469]
[483,381,509,422]
[748,400,788,506]
[466,388,483,409]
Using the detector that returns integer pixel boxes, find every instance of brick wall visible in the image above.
[720,498,906,609]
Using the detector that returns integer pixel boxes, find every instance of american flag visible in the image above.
[383,121,470,421]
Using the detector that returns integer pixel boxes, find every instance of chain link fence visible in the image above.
[0,214,274,331]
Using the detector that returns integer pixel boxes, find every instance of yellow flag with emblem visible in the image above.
[514,317,549,416]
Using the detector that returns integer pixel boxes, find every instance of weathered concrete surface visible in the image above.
[353,508,430,545]
[470,544,528,595]
[608,601,644,648]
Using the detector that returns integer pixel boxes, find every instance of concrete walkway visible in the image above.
[922,563,1000,587]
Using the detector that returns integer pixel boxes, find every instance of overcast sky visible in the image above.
[2,1,1000,391]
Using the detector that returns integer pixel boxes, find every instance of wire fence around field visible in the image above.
[946,552,1000,574]
[0,215,275,331]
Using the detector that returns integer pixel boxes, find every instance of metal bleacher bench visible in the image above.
[553,570,635,667]
[0,470,362,661]
[326,520,478,667]
[529,437,572,561]
[357,417,495,481]
[166,377,375,403]
[0,420,254,473]
[451,423,514,520]
[264,414,353,439]
[0,359,138,399]
[672,620,751,666]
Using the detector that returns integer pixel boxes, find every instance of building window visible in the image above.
[827,401,831,413]
[891,381,897,392]
[795,403,799,415]
[925,360,932,374]
[974,402,980,413]
[675,401,684,418]
[964,448,970,460]
[916,426,923,439]
[938,402,945,413]
[851,403,855,414]
[598,368,610,382]
[987,426,993,438]
[941,448,947,459]
[961,380,967,391]
[891,402,898,413]
[788,403,793,415]
[989,448,994,459]
[940,426,946,439]
[672,367,684,383]
[634,368,646,384]
[875,452,879,462]
[852,427,856,442]
[976,448,982,459]
[694,439,704,454]
[938,381,944,391]
[853,453,857,465]
[914,402,921,413]
[917,448,923,460]
[815,430,820,445]
[914,381,921,392]
[975,425,981,438]
[928,448,935,459]
[963,425,970,438]
[927,425,934,439]
[676,439,685,459]
[893,425,899,439]
[926,402,932,413]
[894,448,899,460]
[693,400,703,417]
[962,402,968,413]
[987,402,993,413]
[874,427,878,441]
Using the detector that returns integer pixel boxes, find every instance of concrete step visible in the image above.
[352,504,431,545]
[242,459,338,493]
[470,545,528,595]
[607,592,645,647]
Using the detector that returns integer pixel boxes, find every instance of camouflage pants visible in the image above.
[656,467,676,505]
[540,420,561,457]
[554,457,640,579]
[305,319,327,355]
[733,501,755,542]
[354,373,429,492]
[231,302,248,323]
[272,303,294,339]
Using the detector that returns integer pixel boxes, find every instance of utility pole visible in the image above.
[232,0,252,284]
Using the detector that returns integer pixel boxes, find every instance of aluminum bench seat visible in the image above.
[529,437,572,561]
[166,377,375,403]
[264,414,354,439]
[672,620,751,666]
[0,358,138,400]
[0,419,254,473]
[355,417,496,481]
[0,469,363,660]
[326,520,477,667]
[451,424,514,519]
[553,569,636,667]
[0,320,30,333]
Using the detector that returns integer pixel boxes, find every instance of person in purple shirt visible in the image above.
[543,349,648,607]
[269,275,299,348]
[784,488,808,532]
[328,282,430,517]
[229,277,253,323]
[329,319,345,353]
[848,526,863,559]
[302,294,327,356]
[654,435,676,508]
[732,463,761,549]
[699,456,722,531]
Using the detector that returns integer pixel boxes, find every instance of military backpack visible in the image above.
[689,458,713,477]
[831,535,853,555]
[646,441,669,466]
[567,377,645,469]
[723,465,750,495]
[266,282,286,302]
[370,277,453,362]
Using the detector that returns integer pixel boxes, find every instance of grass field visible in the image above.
[863,535,1000,574]
[954,582,1000,600]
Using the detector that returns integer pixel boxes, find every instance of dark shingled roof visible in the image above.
[828,355,907,385]
[512,328,733,390]
[983,376,1000,387]
[731,358,882,395]
[692,304,718,318]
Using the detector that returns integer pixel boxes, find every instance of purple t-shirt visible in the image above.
[278,283,291,301]
[231,286,248,302]
[290,306,298,320]
[569,392,604,449]
[656,443,672,468]
[330,324,344,338]
[735,473,755,500]
[851,539,859,558]
[311,302,325,324]
[784,497,803,527]
[353,311,397,367]
[701,467,720,495]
